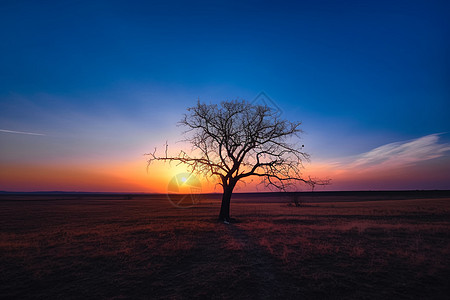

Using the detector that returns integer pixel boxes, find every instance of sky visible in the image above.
[1,0,449,192]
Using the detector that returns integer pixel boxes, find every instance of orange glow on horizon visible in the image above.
[2,155,447,192]
[0,159,221,193]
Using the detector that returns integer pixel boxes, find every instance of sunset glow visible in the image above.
[1,1,449,192]
[1,3,450,297]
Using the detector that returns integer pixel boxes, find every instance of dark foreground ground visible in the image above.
[1,191,449,299]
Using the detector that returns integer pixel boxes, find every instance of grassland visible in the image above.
[1,192,449,299]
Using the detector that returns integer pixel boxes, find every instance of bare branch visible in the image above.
[146,99,330,221]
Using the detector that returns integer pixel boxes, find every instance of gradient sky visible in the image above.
[1,0,449,192]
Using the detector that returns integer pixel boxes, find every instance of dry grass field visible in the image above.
[1,192,449,299]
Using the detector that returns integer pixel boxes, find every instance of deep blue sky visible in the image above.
[1,0,449,191]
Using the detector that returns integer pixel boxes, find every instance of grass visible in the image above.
[0,193,449,299]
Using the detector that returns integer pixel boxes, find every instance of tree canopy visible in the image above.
[147,99,328,222]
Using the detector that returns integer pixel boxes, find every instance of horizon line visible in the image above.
[1,189,449,194]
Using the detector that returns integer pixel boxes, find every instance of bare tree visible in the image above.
[147,99,328,223]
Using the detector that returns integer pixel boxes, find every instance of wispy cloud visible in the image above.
[0,129,45,136]
[343,134,450,171]
[306,133,450,190]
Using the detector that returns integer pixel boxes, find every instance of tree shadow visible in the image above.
[219,222,303,298]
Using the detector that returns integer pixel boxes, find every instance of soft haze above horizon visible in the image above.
[1,0,449,192]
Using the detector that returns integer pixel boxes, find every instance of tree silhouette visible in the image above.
[147,100,328,223]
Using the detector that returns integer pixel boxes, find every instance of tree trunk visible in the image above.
[218,185,233,222]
